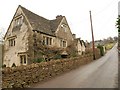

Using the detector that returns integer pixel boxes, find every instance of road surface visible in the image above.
[33,44,118,88]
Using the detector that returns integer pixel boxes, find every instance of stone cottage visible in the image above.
[3,5,86,67]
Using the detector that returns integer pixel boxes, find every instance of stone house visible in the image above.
[68,37,86,55]
[3,5,86,67]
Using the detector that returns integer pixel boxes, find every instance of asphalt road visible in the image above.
[33,44,118,88]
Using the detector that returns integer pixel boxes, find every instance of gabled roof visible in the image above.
[81,40,86,47]
[50,17,63,33]
[74,38,86,47]
[74,38,82,46]
[20,5,63,36]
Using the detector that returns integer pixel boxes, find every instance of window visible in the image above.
[9,38,15,46]
[43,36,52,46]
[20,55,27,65]
[61,24,67,32]
[46,37,49,45]
[14,16,23,27]
[49,38,52,45]
[60,40,67,47]
[14,40,15,46]
[43,36,46,45]
[63,41,66,47]
[60,40,62,47]
[61,24,64,28]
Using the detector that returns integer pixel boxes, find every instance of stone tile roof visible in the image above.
[20,5,63,36]
[50,17,63,33]
[81,40,86,47]
[74,38,86,47]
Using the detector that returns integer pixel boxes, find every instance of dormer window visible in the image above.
[14,15,23,27]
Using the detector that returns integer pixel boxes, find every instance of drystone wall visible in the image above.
[2,54,101,88]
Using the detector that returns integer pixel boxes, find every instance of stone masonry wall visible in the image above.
[2,54,101,88]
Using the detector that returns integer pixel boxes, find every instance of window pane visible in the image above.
[11,39,13,46]
[63,41,66,47]
[20,55,27,64]
[20,56,23,64]
[43,36,45,45]
[14,39,15,46]
[46,37,49,45]
[24,55,26,64]
[50,38,52,45]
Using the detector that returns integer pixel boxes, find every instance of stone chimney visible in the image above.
[56,15,63,19]
[72,34,76,39]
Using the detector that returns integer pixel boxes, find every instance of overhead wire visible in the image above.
[91,0,119,40]
[93,0,118,17]
[92,0,118,29]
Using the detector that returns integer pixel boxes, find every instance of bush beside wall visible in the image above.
[2,54,101,88]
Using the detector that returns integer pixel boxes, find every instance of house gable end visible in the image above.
[55,17,74,46]
[4,5,33,40]
[55,17,73,38]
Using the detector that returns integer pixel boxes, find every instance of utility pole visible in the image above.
[89,11,96,60]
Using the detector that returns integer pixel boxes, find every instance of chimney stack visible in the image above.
[72,34,76,39]
[56,15,63,19]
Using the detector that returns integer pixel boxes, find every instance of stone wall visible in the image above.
[2,54,101,88]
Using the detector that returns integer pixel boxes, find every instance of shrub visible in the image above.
[53,54,62,59]
[33,58,45,63]
[97,45,104,56]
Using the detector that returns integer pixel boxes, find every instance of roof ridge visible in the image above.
[20,5,50,21]
[18,5,64,36]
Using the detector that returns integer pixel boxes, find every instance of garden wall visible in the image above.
[2,54,101,88]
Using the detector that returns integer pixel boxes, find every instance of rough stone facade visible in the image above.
[3,5,86,67]
[3,7,32,67]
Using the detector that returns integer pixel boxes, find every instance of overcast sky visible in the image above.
[0,0,119,41]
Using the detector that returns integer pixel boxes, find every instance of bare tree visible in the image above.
[0,28,5,44]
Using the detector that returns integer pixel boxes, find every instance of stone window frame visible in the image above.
[42,36,53,46]
[60,39,67,48]
[63,40,67,47]
[18,53,28,65]
[14,14,23,27]
[7,35,17,47]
